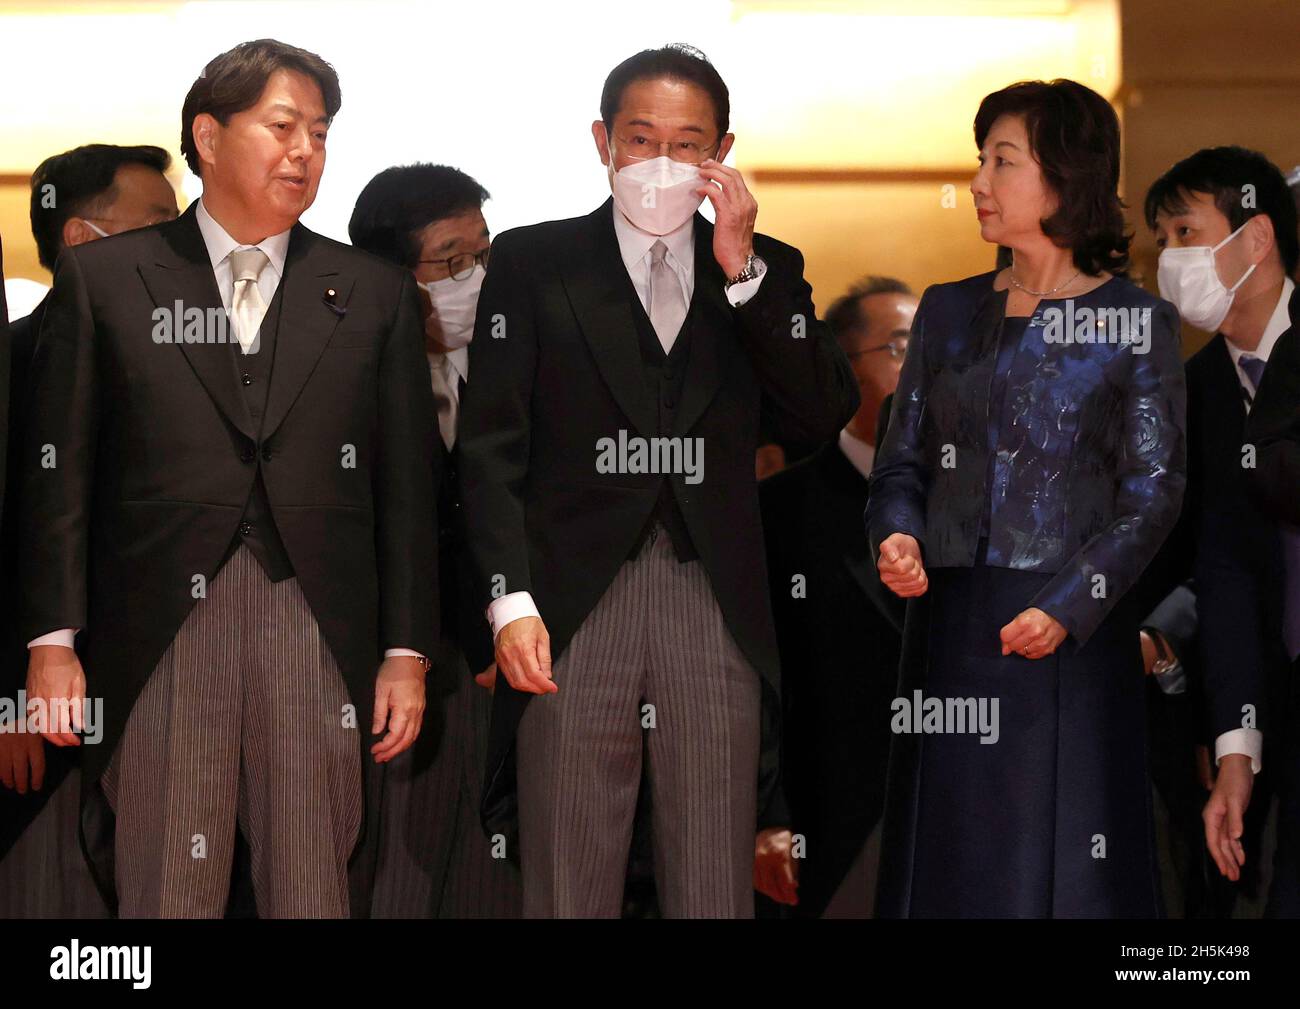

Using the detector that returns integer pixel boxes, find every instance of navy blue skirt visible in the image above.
[875,552,1162,918]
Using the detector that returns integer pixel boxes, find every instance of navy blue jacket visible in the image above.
[867,270,1187,646]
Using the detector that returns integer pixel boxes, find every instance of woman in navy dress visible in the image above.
[867,79,1187,917]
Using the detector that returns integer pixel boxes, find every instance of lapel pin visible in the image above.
[322,287,347,317]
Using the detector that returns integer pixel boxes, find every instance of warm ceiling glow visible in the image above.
[0,0,1118,241]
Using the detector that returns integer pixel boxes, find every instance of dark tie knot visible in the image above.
[1239,353,1266,391]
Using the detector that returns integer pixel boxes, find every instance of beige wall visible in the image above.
[750,179,996,313]
[8,0,1299,330]
[0,0,1121,296]
[0,181,38,279]
[1121,0,1300,354]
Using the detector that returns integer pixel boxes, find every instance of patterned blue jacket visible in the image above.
[867,270,1187,646]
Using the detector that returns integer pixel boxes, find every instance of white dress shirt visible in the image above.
[428,346,469,451]
[195,197,291,316]
[485,203,767,639]
[31,199,422,661]
[837,427,876,480]
[1214,276,1295,772]
[1225,276,1295,408]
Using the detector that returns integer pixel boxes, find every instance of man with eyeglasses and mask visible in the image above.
[754,275,913,917]
[348,163,520,918]
[458,43,857,918]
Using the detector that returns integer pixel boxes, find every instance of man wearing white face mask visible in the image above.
[348,163,521,917]
[459,43,857,918]
[1146,145,1300,916]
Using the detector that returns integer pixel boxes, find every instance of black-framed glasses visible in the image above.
[847,338,909,361]
[612,133,720,165]
[418,246,490,281]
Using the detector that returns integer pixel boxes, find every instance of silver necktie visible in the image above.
[648,240,687,354]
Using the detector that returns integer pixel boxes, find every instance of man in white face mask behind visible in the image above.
[1146,145,1300,916]
[458,42,858,918]
[348,163,521,917]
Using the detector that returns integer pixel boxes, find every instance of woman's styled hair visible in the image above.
[974,79,1130,276]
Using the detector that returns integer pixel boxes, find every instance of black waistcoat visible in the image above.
[624,274,698,562]
[220,282,294,580]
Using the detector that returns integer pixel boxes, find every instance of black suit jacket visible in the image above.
[434,436,489,653]
[1,295,81,860]
[459,198,859,837]
[1186,334,1290,743]
[759,439,903,916]
[1245,284,1300,525]
[19,203,440,810]
[3,295,45,668]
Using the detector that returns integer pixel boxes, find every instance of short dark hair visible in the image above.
[29,143,171,271]
[181,38,342,177]
[348,164,491,269]
[825,275,914,341]
[600,43,730,139]
[974,79,1130,276]
[1144,146,1299,278]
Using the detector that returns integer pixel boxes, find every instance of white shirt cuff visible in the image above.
[384,648,425,660]
[28,629,77,649]
[723,259,767,307]
[1215,729,1263,774]
[487,591,540,639]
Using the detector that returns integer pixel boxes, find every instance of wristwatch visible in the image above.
[725,253,765,288]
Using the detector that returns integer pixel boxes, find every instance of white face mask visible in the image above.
[84,220,110,238]
[418,263,484,351]
[609,155,705,235]
[1157,221,1258,332]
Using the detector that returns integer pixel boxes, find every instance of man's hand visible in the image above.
[697,159,757,279]
[1000,608,1067,659]
[1140,630,1158,674]
[495,617,557,695]
[1204,753,1255,881]
[370,655,427,763]
[877,532,928,598]
[0,730,45,793]
[754,827,799,906]
[26,646,86,747]
[474,662,497,692]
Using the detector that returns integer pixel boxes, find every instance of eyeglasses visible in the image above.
[418,246,490,281]
[846,338,909,361]
[612,133,720,165]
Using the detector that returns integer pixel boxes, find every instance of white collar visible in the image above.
[195,197,292,279]
[429,346,469,385]
[1226,276,1295,368]
[610,200,694,276]
[838,427,876,480]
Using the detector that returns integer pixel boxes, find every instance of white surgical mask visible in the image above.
[609,156,705,235]
[1157,221,1258,332]
[418,263,484,350]
[84,220,110,238]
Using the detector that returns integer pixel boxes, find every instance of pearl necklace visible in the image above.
[1008,266,1080,297]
